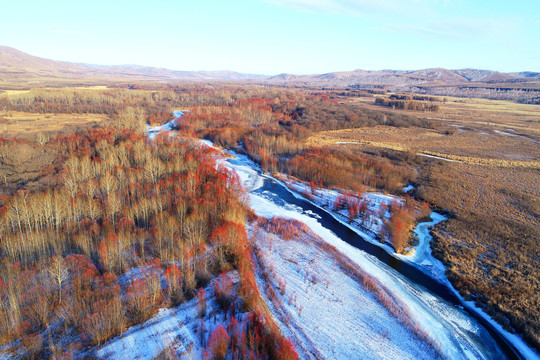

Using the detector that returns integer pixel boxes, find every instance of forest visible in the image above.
[0,100,297,358]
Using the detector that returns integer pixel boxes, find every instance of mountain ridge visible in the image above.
[1,45,539,88]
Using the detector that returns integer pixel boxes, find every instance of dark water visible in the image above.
[251,175,524,360]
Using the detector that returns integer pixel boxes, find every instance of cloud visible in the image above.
[267,0,520,42]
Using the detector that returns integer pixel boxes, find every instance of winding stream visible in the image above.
[221,151,534,360]
[149,114,537,359]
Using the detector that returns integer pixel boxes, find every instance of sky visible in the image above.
[1,0,539,75]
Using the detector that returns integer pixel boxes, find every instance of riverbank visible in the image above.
[144,117,538,359]
[218,147,514,359]
[271,175,450,281]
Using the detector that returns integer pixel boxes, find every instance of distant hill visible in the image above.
[0,46,88,80]
[1,46,539,99]
[266,67,540,89]
[0,46,268,84]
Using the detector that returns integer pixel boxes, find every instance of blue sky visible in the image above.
[1,0,538,74]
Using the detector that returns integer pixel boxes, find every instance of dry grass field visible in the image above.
[347,94,540,139]
[426,97,540,136]
[0,111,108,139]
[308,125,539,168]
[309,94,540,349]
[0,73,122,90]
[0,86,113,138]
[0,107,108,195]
[0,86,110,94]
[420,161,539,347]
[310,93,539,168]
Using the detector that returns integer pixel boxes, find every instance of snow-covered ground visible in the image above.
[402,184,415,193]
[406,212,447,278]
[252,225,440,360]
[419,153,458,162]
[147,119,176,140]
[97,301,200,359]
[221,149,538,360]
[274,175,450,280]
[282,176,394,238]
[97,273,238,360]
[493,129,538,144]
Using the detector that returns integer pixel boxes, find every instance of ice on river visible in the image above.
[224,151,523,360]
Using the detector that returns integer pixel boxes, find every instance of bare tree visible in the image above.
[117,106,147,134]
[48,255,67,303]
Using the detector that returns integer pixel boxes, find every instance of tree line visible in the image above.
[375,97,440,112]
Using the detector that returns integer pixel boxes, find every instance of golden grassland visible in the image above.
[307,126,540,169]
[308,93,539,169]
[347,94,540,137]
[0,77,122,90]
[1,90,31,96]
[0,86,115,137]
[1,85,110,95]
[0,111,108,138]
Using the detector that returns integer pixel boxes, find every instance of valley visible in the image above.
[0,48,538,360]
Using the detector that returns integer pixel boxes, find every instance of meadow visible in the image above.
[0,111,108,139]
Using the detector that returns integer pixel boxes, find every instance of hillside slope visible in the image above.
[0,46,267,84]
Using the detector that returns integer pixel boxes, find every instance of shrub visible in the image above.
[213,273,234,311]
[278,278,287,296]
[165,264,184,306]
[206,325,230,360]
[21,333,43,359]
[125,279,155,324]
[385,203,414,253]
[276,338,299,360]
[196,288,207,318]
[82,297,125,345]
[257,217,309,241]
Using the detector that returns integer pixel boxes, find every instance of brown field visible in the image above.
[1,86,110,95]
[420,161,539,347]
[308,125,539,168]
[0,111,108,139]
[309,94,540,348]
[347,94,540,137]
[0,77,121,90]
[309,94,540,168]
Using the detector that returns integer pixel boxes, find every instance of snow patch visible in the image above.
[419,154,458,162]
[403,184,414,193]
[253,227,440,360]
[97,273,238,360]
[146,110,184,140]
